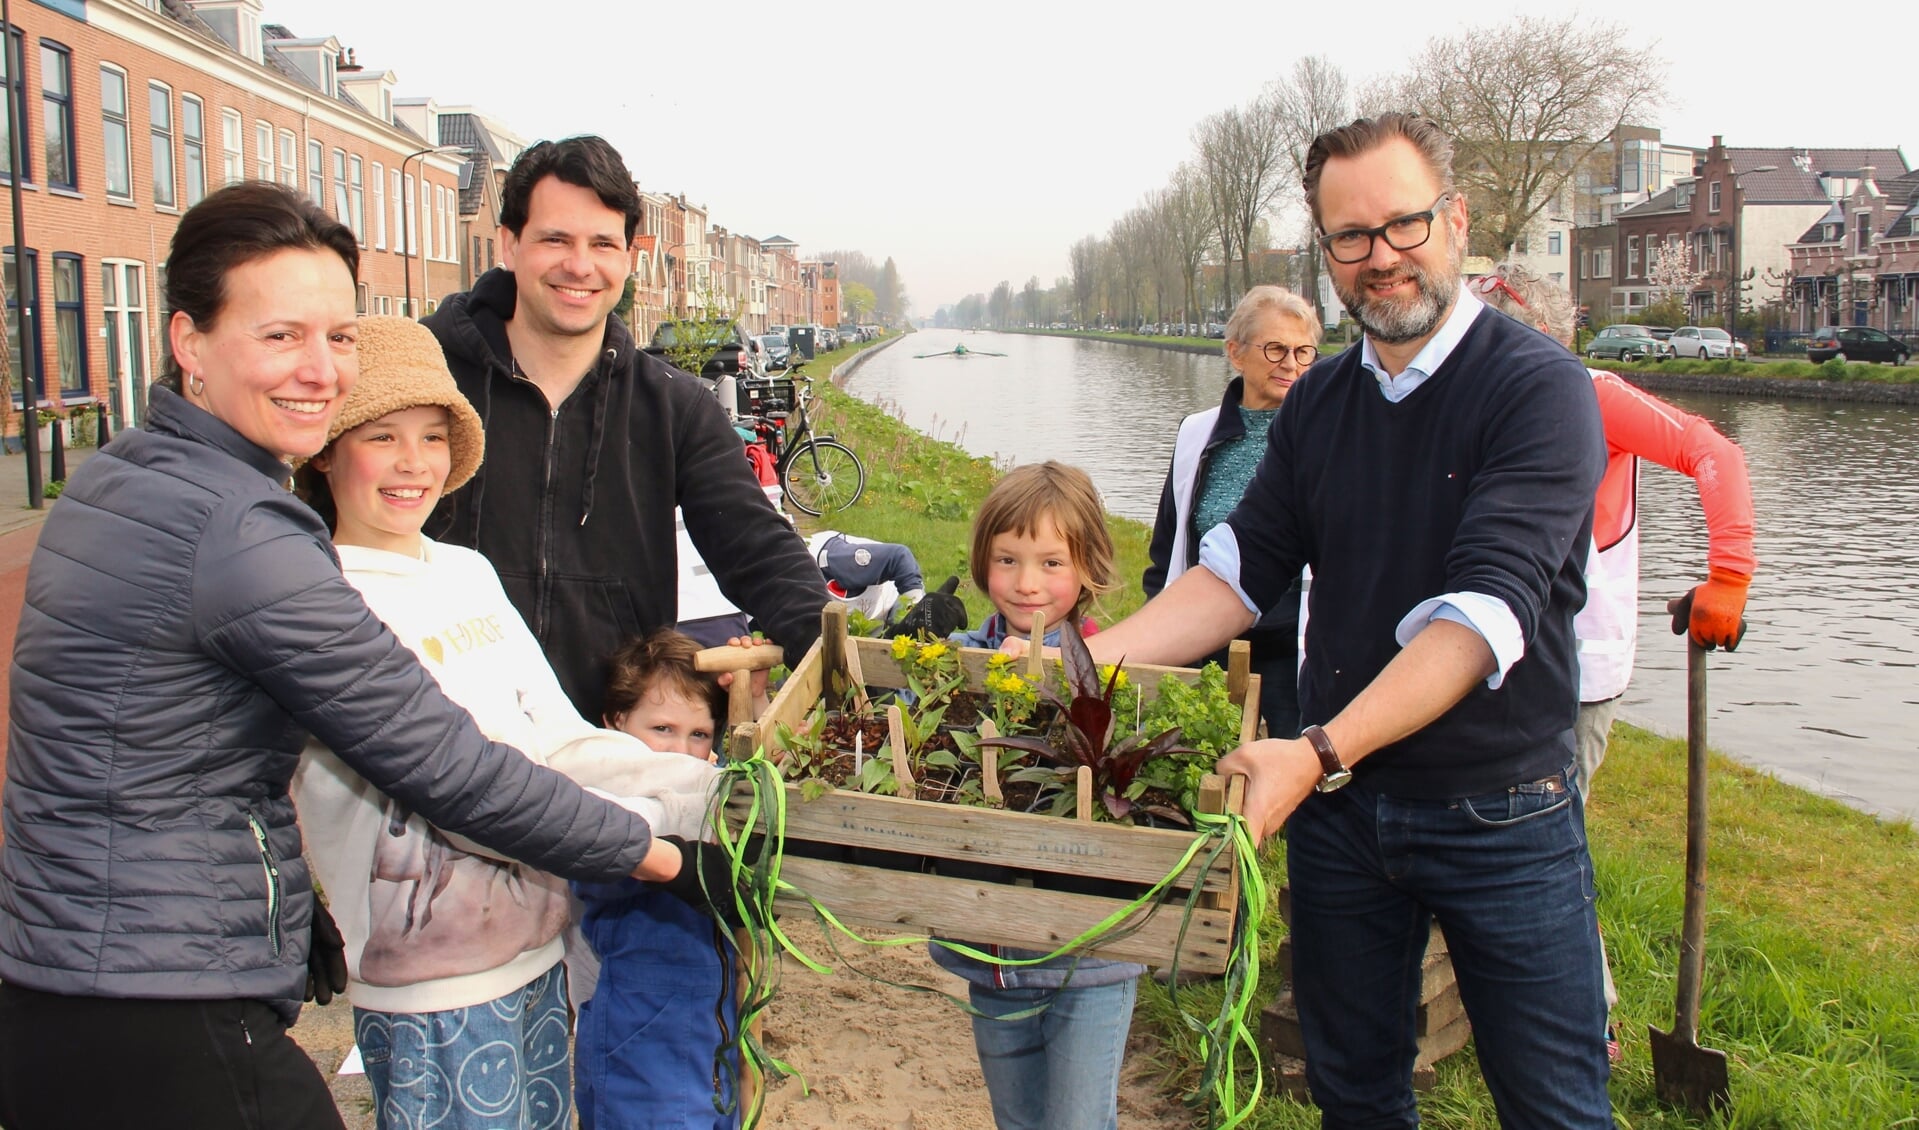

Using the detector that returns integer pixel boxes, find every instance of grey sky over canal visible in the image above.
[264,0,1913,311]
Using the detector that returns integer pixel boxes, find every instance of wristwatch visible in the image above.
[1302,725,1353,793]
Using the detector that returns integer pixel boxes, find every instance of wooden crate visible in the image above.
[723,606,1257,974]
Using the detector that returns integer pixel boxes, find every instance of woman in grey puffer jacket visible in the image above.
[0,183,724,1130]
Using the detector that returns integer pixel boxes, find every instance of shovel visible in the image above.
[1648,634,1731,1114]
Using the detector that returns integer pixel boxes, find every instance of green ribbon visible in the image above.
[711,752,1268,1129]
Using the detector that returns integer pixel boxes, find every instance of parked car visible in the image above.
[644,318,750,377]
[818,326,840,352]
[757,333,792,370]
[1586,324,1669,362]
[1669,326,1748,360]
[1807,326,1912,366]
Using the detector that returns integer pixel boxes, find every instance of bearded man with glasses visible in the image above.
[1051,113,1611,1127]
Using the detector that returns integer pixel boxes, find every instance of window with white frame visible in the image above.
[331,148,348,220]
[307,139,323,205]
[349,155,365,245]
[148,83,175,207]
[1709,181,1722,213]
[1626,236,1639,278]
[181,95,205,206]
[391,167,404,253]
[101,259,149,428]
[1594,247,1612,277]
[1547,231,1562,256]
[255,120,272,181]
[372,161,386,249]
[220,108,242,185]
[101,66,132,199]
[1856,212,1873,255]
[278,129,297,187]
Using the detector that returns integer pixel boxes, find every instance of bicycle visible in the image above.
[738,363,866,516]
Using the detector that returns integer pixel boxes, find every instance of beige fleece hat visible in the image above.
[327,315,484,493]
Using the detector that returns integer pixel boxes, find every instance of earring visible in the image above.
[187,372,206,397]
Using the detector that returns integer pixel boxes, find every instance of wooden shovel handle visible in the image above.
[692,642,786,674]
[1673,640,1711,1041]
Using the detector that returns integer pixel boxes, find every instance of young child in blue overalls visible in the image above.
[572,628,740,1130]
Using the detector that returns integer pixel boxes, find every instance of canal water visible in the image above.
[845,330,1919,823]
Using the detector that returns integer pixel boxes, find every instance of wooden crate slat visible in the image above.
[727,785,1234,893]
[852,637,1252,706]
[772,857,1236,974]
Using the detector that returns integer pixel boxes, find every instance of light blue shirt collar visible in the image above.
[1358,287,1486,403]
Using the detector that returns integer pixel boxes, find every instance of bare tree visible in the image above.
[1378,16,1667,257]
[988,280,1015,328]
[1164,162,1215,324]
[1270,55,1351,319]
[1068,236,1100,327]
[1021,275,1041,327]
[1194,94,1289,304]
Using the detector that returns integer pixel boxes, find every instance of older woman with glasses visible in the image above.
[1144,285,1321,738]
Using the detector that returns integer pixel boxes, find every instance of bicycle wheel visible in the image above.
[782,438,865,516]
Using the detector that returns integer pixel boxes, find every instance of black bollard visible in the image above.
[49,417,66,484]
[96,404,112,447]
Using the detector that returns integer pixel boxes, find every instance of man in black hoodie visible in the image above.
[425,136,824,722]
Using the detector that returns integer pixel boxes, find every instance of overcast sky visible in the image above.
[263,0,1911,312]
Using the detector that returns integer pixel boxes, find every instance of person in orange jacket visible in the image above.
[1474,263,1754,1057]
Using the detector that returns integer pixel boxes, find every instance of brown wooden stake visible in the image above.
[1076,764,1093,822]
[977,718,1002,803]
[887,704,915,800]
[1226,639,1251,706]
[1026,610,1046,682]
[820,603,855,708]
[1239,673,1264,747]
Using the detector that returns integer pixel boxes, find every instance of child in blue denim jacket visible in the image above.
[931,462,1141,1130]
[572,629,740,1130]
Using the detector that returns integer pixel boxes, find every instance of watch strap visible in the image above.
[1301,724,1346,777]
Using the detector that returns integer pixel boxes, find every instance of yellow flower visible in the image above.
[986,652,1014,670]
[1099,664,1130,692]
[999,673,1027,695]
[915,641,949,666]
[891,636,913,660]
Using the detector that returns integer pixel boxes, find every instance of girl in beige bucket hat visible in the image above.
[292,316,723,1130]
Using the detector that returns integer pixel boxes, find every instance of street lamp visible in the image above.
[3,0,44,507]
[401,145,462,318]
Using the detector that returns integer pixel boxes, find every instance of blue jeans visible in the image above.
[354,964,572,1130]
[1286,766,1609,1129]
[967,978,1137,1130]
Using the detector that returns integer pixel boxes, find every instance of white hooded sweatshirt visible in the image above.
[292,539,719,1015]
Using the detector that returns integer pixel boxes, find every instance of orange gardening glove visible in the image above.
[1666,567,1750,651]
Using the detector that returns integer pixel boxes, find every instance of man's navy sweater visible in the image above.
[1224,307,1605,798]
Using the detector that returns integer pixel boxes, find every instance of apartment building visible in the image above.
[1,0,464,434]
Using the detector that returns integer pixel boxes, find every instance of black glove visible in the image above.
[305,896,349,1006]
[886,575,968,640]
[658,835,751,929]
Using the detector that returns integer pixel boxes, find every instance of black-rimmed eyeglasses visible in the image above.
[1260,341,1319,366]
[1318,193,1452,264]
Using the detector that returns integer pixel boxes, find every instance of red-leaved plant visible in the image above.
[979,618,1191,823]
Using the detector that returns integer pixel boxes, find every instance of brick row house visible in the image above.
[1604,138,1906,330]
[1,0,466,435]
[1786,167,1919,334]
[2,0,850,447]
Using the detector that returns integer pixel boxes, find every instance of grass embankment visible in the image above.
[1006,326,1919,386]
[795,334,1919,1127]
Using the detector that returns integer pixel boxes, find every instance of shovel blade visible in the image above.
[1649,1023,1730,1114]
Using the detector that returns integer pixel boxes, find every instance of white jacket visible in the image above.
[293,539,719,1014]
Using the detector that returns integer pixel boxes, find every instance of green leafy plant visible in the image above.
[980,618,1189,822]
[775,702,836,802]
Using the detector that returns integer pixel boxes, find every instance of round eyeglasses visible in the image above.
[1318,193,1452,264]
[1260,341,1320,366]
